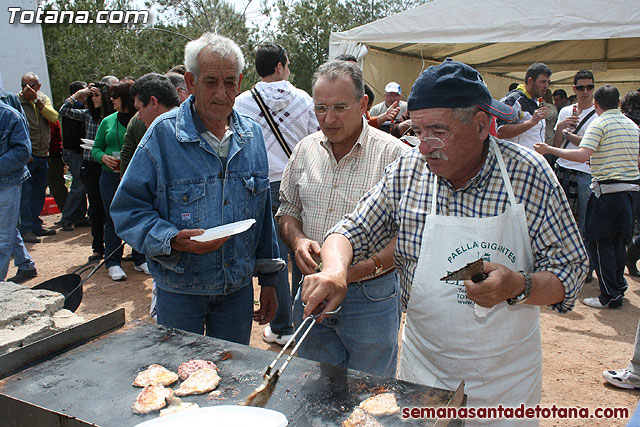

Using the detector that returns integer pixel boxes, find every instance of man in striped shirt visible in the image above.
[302,59,587,418]
[536,84,640,309]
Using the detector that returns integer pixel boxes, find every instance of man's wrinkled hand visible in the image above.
[23,85,38,102]
[170,229,228,255]
[254,286,277,325]
[293,238,321,275]
[301,271,347,322]
[464,261,521,307]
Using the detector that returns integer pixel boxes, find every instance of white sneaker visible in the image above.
[262,325,295,346]
[107,265,127,281]
[602,368,640,389]
[135,262,150,275]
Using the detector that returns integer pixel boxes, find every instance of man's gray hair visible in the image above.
[452,106,482,124]
[184,33,245,79]
[312,60,364,100]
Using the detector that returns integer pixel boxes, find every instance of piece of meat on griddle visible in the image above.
[178,359,218,380]
[174,367,221,396]
[132,364,179,387]
[159,394,200,417]
[132,385,173,414]
[342,407,383,427]
[359,392,400,416]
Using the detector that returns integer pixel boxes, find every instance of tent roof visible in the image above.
[330,0,640,87]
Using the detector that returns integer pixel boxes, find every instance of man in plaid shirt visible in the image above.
[303,59,588,423]
[277,60,408,377]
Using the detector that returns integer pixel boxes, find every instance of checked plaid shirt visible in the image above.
[277,118,408,280]
[59,100,101,162]
[329,136,588,313]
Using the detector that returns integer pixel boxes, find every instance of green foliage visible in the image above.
[41,0,256,107]
[264,0,427,93]
[40,0,426,107]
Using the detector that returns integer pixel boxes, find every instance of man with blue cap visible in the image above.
[301,59,588,424]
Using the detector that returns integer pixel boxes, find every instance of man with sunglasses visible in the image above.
[235,44,319,346]
[550,71,597,240]
[496,63,552,151]
[535,85,639,310]
[302,59,587,422]
[17,72,59,243]
[276,60,408,377]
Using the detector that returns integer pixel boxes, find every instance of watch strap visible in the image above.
[507,270,532,305]
[371,254,383,276]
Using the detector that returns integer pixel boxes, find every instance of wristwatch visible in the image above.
[507,271,532,305]
[371,255,384,276]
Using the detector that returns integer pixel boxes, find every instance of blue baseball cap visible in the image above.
[408,59,517,121]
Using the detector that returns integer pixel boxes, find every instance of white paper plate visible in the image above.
[190,219,256,242]
[81,138,94,145]
[133,405,288,427]
[80,144,93,150]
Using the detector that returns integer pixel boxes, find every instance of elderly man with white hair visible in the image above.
[111,33,282,344]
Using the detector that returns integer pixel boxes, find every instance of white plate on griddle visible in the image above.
[133,405,288,426]
[190,219,256,242]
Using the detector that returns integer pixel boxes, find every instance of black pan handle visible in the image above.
[471,273,488,283]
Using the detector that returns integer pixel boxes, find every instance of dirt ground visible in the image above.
[9,213,640,426]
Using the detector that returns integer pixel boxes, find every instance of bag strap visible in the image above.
[560,107,596,149]
[250,88,292,158]
[574,108,596,134]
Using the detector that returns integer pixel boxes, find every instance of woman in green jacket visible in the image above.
[91,80,139,281]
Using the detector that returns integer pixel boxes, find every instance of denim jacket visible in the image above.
[111,96,283,295]
[0,103,31,189]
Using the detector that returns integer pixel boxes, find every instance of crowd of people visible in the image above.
[2,31,640,423]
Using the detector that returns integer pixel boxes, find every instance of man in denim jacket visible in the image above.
[0,101,37,283]
[111,33,283,344]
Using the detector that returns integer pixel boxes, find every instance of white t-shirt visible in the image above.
[554,104,595,174]
[235,81,319,182]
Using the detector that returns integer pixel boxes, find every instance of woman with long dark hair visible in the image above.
[59,81,113,262]
[91,80,141,281]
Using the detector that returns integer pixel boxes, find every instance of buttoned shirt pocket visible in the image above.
[241,176,270,217]
[168,182,206,230]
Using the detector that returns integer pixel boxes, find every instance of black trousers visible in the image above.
[81,160,104,255]
[589,236,627,307]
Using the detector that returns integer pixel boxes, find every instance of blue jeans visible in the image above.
[557,168,591,236]
[99,170,123,268]
[61,149,87,225]
[0,185,35,280]
[293,272,401,377]
[270,181,293,335]
[156,284,254,344]
[20,156,48,234]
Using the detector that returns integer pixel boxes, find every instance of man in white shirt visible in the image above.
[496,63,551,151]
[235,44,319,345]
[551,70,597,237]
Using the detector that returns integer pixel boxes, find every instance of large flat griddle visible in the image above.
[0,315,463,426]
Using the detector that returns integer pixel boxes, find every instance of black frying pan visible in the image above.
[31,243,125,312]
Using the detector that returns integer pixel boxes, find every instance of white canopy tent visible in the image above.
[329,0,640,103]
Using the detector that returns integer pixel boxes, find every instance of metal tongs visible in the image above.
[243,302,341,407]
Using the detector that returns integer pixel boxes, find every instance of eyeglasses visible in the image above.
[21,82,36,88]
[575,84,595,91]
[401,124,460,149]
[314,104,353,115]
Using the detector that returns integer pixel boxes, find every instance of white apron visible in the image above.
[398,140,541,426]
